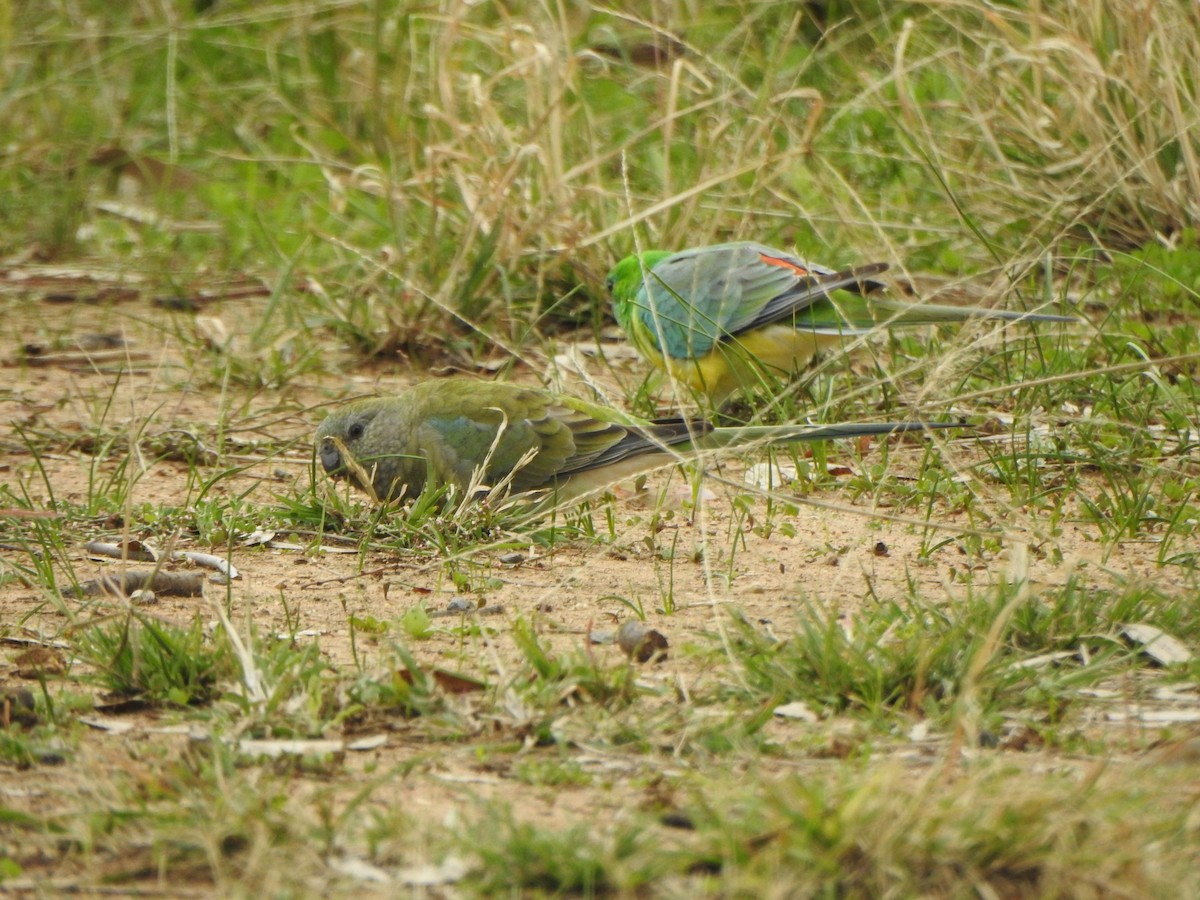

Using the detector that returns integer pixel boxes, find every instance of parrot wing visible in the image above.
[410,384,699,492]
[409,384,580,492]
[634,242,889,360]
[552,415,711,479]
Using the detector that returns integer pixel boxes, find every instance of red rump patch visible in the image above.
[758,253,810,276]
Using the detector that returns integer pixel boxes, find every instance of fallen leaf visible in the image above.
[744,460,798,489]
[79,716,137,734]
[241,529,277,547]
[772,701,817,722]
[328,856,392,884]
[13,646,67,678]
[396,667,489,694]
[396,855,469,887]
[1120,623,1193,666]
[194,315,232,351]
[236,738,345,759]
[346,734,389,752]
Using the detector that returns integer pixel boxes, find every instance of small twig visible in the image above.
[64,571,205,598]
[85,540,156,563]
[83,542,239,582]
[299,566,394,588]
[0,508,61,519]
[18,348,152,368]
[176,551,239,582]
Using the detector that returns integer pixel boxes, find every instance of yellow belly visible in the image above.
[665,326,843,402]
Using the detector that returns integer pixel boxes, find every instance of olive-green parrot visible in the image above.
[607,241,1078,403]
[315,378,960,504]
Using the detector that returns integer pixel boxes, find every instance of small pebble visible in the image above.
[616,621,669,663]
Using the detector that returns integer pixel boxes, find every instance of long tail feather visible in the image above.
[849,297,1078,328]
[698,420,966,450]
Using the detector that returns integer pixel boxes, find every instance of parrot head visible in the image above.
[316,404,372,475]
[314,399,417,502]
[606,251,671,331]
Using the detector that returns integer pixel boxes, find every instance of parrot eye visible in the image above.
[348,421,365,440]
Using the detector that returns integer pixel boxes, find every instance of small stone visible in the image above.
[617,621,669,663]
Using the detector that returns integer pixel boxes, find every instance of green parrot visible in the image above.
[607,241,1078,403]
[315,378,961,504]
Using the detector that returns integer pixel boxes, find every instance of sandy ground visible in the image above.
[1,272,1193,892]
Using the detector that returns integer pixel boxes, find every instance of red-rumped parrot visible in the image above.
[607,241,1078,402]
[315,378,960,503]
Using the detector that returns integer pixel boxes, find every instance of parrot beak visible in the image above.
[317,437,344,477]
